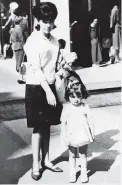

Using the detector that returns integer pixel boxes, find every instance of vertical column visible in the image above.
[120,0,122,44]
[29,0,40,33]
[29,0,33,33]
[119,0,122,60]
[0,0,3,54]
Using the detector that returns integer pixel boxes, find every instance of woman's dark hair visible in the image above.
[65,71,90,101]
[32,2,58,22]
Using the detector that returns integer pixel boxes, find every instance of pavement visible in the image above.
[0,58,121,103]
[0,105,121,184]
[0,58,121,184]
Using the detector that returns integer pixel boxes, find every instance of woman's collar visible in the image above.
[39,31,52,41]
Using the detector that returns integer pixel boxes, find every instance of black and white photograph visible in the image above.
[0,0,121,184]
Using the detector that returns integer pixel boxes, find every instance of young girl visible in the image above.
[61,73,94,183]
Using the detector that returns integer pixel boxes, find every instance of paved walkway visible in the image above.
[0,105,121,184]
[0,58,121,184]
[0,58,121,102]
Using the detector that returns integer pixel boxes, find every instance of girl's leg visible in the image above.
[69,146,76,183]
[79,145,89,183]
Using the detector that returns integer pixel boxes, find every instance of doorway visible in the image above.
[69,0,92,67]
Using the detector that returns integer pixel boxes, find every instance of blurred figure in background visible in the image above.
[1,12,12,59]
[90,18,102,66]
[20,12,29,42]
[2,2,19,29]
[10,8,25,84]
[110,4,121,63]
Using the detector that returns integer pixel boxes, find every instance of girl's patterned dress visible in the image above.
[61,102,94,147]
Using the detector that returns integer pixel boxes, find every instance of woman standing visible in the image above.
[24,2,63,181]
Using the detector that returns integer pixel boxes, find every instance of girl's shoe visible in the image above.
[69,172,76,183]
[80,170,89,183]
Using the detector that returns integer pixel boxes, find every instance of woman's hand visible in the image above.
[46,91,57,106]
[40,81,57,106]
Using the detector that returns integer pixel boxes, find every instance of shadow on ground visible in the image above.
[0,124,31,184]
[0,125,120,183]
[51,129,120,180]
[0,93,26,121]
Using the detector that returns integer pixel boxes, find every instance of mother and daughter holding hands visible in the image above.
[24,2,94,183]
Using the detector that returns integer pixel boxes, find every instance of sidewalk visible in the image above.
[0,58,121,103]
[0,58,121,184]
[0,105,121,184]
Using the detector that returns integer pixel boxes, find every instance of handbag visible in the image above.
[20,62,26,75]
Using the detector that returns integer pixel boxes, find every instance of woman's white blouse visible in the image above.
[24,31,59,85]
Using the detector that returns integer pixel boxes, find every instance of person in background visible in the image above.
[24,2,63,181]
[20,12,29,42]
[1,12,11,59]
[110,4,121,63]
[90,18,102,66]
[10,9,25,84]
[2,2,19,29]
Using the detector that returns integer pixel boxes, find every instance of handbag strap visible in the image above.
[55,48,60,73]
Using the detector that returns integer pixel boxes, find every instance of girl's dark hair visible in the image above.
[65,71,90,101]
[32,2,58,22]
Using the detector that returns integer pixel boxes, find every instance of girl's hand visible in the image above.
[46,91,57,106]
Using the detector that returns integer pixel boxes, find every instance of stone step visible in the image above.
[0,91,121,121]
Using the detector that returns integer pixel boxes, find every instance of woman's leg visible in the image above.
[79,145,89,183]
[32,128,42,172]
[41,124,51,166]
[40,123,63,172]
[69,146,76,183]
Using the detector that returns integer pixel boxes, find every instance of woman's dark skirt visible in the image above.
[25,84,62,128]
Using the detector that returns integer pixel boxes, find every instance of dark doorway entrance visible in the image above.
[69,0,121,66]
[69,0,92,68]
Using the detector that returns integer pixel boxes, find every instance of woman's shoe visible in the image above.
[31,170,42,181]
[42,162,63,172]
[17,79,26,84]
